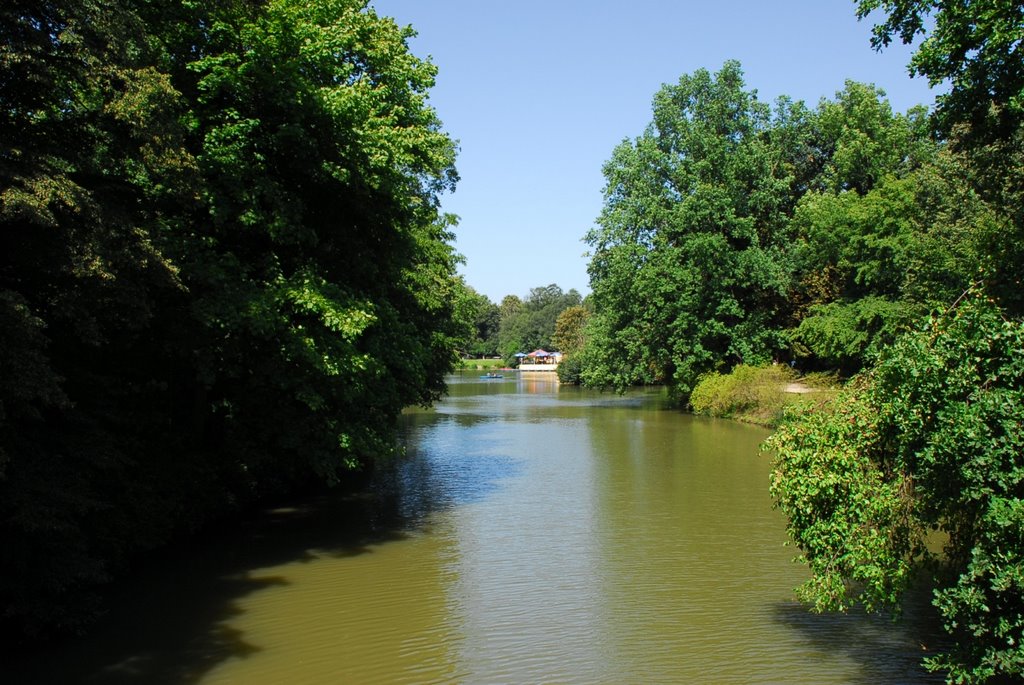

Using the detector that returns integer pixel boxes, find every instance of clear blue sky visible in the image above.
[370,1,938,304]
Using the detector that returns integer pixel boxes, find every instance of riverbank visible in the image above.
[689,365,840,427]
[459,357,506,370]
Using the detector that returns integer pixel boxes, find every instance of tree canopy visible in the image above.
[583,61,795,395]
[579,62,964,393]
[0,0,461,639]
[857,0,1024,143]
[764,2,1024,681]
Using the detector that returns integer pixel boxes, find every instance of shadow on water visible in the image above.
[7,378,945,684]
[771,583,950,684]
[6,409,518,685]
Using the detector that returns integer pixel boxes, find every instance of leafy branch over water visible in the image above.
[768,291,1024,682]
[0,0,461,639]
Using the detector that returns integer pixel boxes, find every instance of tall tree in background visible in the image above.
[496,285,581,363]
[497,294,524,360]
[788,160,995,371]
[456,286,500,357]
[552,304,590,357]
[553,304,590,384]
[583,61,794,395]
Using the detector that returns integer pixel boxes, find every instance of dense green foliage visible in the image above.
[451,284,583,365]
[0,0,461,639]
[763,3,1024,682]
[456,285,500,357]
[769,293,1024,682]
[581,67,998,392]
[689,364,800,426]
[496,284,581,364]
[578,2,1024,680]
[790,147,997,371]
[553,304,590,383]
[857,0,1024,144]
[582,62,795,395]
[552,305,590,356]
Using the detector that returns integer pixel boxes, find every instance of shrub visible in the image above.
[556,355,584,384]
[768,291,1024,682]
[689,364,799,425]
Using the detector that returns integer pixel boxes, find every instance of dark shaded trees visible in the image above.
[147,0,462,482]
[0,0,201,636]
[0,0,461,639]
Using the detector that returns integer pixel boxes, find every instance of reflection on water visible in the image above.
[9,372,943,684]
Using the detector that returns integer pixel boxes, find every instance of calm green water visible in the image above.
[10,374,942,683]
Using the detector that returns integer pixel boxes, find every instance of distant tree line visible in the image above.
[456,284,585,366]
[572,1,1024,681]
[0,0,462,640]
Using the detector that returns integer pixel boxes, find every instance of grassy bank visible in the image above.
[459,357,506,370]
[689,365,839,427]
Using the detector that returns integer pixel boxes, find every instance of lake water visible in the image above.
[9,373,943,683]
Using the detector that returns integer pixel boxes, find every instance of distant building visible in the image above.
[518,349,560,372]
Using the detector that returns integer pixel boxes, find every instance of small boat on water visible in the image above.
[480,373,504,379]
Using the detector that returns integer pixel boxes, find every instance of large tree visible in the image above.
[149,0,462,480]
[583,61,795,395]
[0,0,462,638]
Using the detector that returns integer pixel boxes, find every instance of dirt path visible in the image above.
[783,382,816,394]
